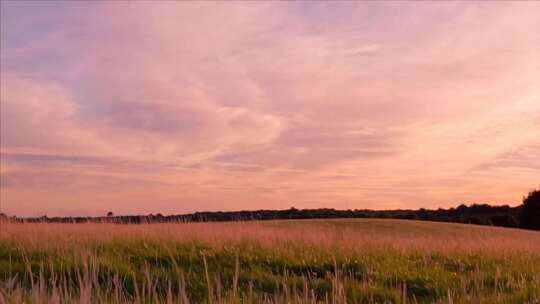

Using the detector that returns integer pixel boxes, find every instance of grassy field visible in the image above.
[1,219,539,303]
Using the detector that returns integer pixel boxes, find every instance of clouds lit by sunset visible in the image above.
[1,2,539,216]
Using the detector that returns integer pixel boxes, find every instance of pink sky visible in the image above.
[1,2,539,216]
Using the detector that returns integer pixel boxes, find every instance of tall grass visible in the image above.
[1,219,539,303]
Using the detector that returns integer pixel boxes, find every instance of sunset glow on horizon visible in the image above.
[1,2,539,217]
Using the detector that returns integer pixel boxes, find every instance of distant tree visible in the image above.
[490,215,519,228]
[107,211,114,217]
[520,189,540,230]
[507,215,520,228]
[417,208,429,220]
[467,217,485,225]
[457,204,468,211]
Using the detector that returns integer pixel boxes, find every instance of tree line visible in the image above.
[1,189,539,230]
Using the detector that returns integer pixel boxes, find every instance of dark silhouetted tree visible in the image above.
[520,189,540,230]
[107,211,114,217]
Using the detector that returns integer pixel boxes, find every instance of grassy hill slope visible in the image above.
[1,219,539,303]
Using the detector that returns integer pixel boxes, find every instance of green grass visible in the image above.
[1,219,539,303]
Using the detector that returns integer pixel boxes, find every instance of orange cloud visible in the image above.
[1,2,539,216]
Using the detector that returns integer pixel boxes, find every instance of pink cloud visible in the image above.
[1,2,539,216]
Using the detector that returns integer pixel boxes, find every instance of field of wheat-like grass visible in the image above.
[1,219,539,303]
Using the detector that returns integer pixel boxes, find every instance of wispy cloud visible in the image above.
[1,1,539,216]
